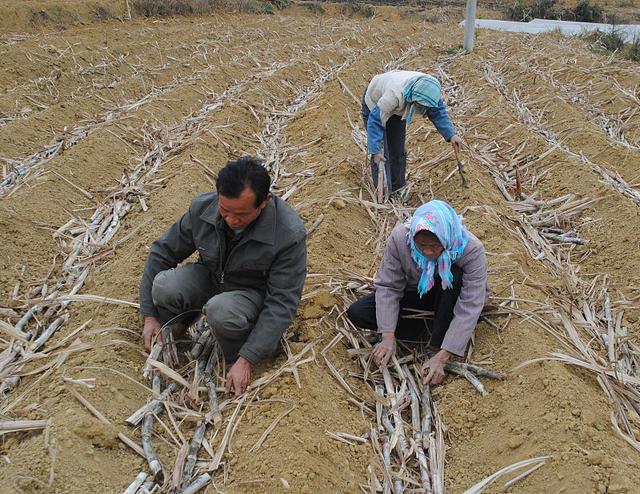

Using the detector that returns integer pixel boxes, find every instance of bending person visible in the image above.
[347,200,488,385]
[362,71,462,195]
[138,157,307,396]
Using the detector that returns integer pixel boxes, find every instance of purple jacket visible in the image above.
[375,223,489,356]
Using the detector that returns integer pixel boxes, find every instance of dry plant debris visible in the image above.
[0,5,639,494]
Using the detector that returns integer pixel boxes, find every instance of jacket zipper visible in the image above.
[220,236,249,285]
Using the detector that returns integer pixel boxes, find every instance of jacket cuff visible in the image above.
[238,347,260,365]
[440,339,466,358]
[443,130,456,142]
[140,306,160,319]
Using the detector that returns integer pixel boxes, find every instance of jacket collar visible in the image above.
[200,193,276,246]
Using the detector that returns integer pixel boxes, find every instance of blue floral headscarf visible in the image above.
[407,200,469,297]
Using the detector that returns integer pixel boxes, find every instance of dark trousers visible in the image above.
[346,266,463,348]
[362,93,407,193]
[151,263,264,362]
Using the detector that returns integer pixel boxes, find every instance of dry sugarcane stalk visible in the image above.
[325,431,369,445]
[161,325,179,369]
[126,383,178,426]
[307,213,324,235]
[420,383,433,450]
[427,355,490,395]
[429,409,445,494]
[382,430,392,494]
[191,329,211,360]
[377,158,386,204]
[445,360,505,380]
[181,421,206,488]
[50,170,94,200]
[140,480,156,493]
[0,419,48,434]
[179,473,211,494]
[190,349,207,402]
[454,145,468,188]
[142,413,162,479]
[171,443,188,491]
[461,369,487,396]
[405,368,432,493]
[382,366,410,460]
[30,314,70,351]
[203,350,222,427]
[207,395,246,471]
[62,377,95,389]
[123,471,147,494]
[15,305,42,334]
[350,347,505,382]
[144,345,163,379]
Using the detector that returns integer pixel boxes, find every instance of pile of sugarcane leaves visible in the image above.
[318,298,509,494]
[121,317,320,494]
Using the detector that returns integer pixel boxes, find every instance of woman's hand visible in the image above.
[372,333,396,367]
[450,135,463,152]
[423,349,452,385]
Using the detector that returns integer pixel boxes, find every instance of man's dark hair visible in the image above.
[216,156,271,207]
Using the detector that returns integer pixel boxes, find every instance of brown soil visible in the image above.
[1,3,639,494]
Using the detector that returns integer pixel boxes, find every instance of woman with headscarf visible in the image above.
[347,200,488,385]
[362,71,463,196]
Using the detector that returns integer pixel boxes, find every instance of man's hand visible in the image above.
[423,349,452,385]
[225,356,252,396]
[373,153,384,165]
[450,135,463,152]
[142,316,162,351]
[372,333,396,367]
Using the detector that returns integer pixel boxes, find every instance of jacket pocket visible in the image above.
[239,261,270,271]
[197,246,219,270]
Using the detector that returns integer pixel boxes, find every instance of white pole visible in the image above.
[463,0,478,51]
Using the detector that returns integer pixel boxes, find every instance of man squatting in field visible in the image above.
[347,200,489,384]
[363,71,463,195]
[139,157,307,396]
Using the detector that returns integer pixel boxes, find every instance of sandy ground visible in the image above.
[1,3,639,494]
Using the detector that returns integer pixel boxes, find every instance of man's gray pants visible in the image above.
[151,263,264,363]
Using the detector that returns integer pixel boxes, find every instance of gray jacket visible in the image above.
[139,192,307,363]
[375,223,489,356]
